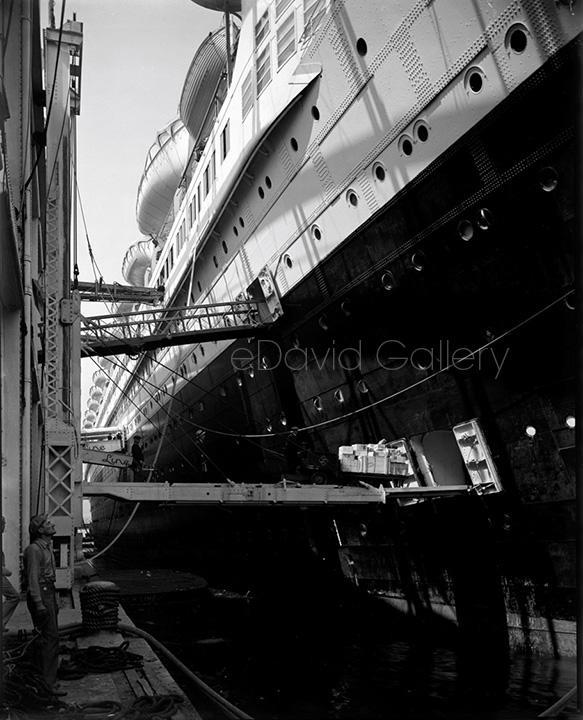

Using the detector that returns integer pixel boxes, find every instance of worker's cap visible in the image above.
[29,513,49,538]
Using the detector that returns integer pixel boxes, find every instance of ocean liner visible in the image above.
[85,0,581,656]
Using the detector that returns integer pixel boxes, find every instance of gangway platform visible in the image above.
[81,481,471,506]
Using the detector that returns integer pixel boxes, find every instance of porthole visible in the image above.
[477,208,493,230]
[334,389,345,405]
[311,224,322,241]
[213,256,218,268]
[341,300,351,317]
[357,379,369,394]
[284,254,293,269]
[347,189,359,207]
[233,226,239,236]
[318,314,329,331]
[311,106,320,120]
[565,295,575,311]
[411,355,432,370]
[248,366,255,379]
[539,166,558,192]
[265,175,272,189]
[266,418,273,433]
[356,38,367,56]
[313,396,323,412]
[506,24,528,54]
[290,137,299,152]
[415,122,429,143]
[239,217,245,228]
[200,346,205,357]
[465,67,484,94]
[399,135,413,156]
[525,425,537,438]
[381,271,395,291]
[222,240,228,254]
[458,219,474,242]
[261,356,270,370]
[373,163,386,182]
[236,374,243,387]
[258,186,265,199]
[566,415,576,429]
[198,401,205,412]
[197,281,202,292]
[219,386,227,398]
[411,251,425,271]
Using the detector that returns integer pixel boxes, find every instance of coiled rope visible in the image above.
[4,622,253,720]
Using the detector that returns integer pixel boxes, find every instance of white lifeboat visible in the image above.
[189,1,241,12]
[122,240,156,287]
[84,411,97,425]
[136,119,190,237]
[87,400,100,413]
[92,370,108,388]
[179,27,229,143]
[89,386,103,402]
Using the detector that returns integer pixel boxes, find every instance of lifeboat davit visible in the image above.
[179,27,229,143]
[122,240,156,287]
[136,119,190,237]
[189,0,241,12]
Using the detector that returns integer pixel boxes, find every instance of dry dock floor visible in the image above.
[5,591,203,719]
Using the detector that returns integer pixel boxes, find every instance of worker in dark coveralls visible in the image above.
[2,515,20,630]
[130,435,144,480]
[23,514,65,695]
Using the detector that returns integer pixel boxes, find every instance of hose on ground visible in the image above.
[118,622,254,720]
[13,621,254,720]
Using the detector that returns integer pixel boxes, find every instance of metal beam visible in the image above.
[76,281,163,305]
[82,482,470,505]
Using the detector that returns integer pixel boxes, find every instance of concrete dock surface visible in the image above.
[4,590,203,719]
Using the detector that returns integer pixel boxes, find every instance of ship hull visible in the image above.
[91,33,578,657]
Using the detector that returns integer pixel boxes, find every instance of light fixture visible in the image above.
[565,415,575,429]
[525,425,537,438]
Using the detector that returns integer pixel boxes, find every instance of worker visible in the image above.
[23,514,65,695]
[1,515,20,631]
[130,435,144,480]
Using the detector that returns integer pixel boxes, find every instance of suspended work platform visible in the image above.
[81,481,471,506]
[80,300,276,358]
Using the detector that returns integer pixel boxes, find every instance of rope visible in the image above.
[86,289,573,440]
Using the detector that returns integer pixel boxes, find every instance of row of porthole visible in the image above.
[399,121,430,157]
[312,382,369,413]
[464,25,529,96]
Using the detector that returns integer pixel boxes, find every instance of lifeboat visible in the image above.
[136,119,190,237]
[122,240,156,287]
[92,370,108,388]
[189,1,241,12]
[87,400,100,413]
[89,386,103,402]
[84,411,97,425]
[179,27,229,143]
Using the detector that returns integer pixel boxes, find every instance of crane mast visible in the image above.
[43,19,83,589]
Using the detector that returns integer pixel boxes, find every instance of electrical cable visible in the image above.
[20,0,67,198]
[83,289,574,440]
[86,355,199,475]
[5,621,253,719]
[96,353,231,482]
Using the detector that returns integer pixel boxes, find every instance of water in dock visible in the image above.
[91,558,578,720]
